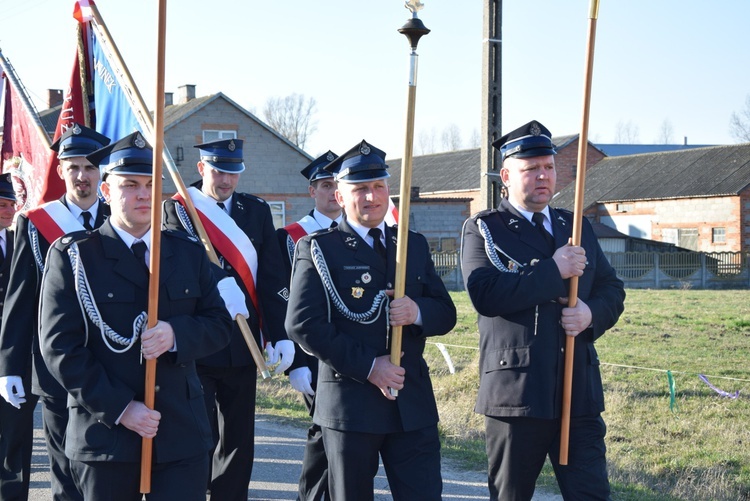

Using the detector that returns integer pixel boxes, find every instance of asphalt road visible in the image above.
[26,403,561,500]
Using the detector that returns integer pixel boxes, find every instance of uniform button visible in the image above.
[155,385,161,392]
[184,289,189,294]
[227,265,233,271]
[108,293,114,298]
[500,360,507,366]
[333,373,341,379]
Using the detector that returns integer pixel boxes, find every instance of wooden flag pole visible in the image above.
[140,0,168,492]
[88,3,270,379]
[389,1,430,397]
[559,0,601,466]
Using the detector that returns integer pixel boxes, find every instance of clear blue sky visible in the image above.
[2,0,749,160]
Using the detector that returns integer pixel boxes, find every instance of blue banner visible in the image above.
[90,31,142,142]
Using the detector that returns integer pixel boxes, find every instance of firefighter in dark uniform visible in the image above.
[460,120,625,501]
[39,131,232,500]
[277,150,342,501]
[0,173,37,501]
[285,140,456,501]
[162,138,294,500]
[0,124,110,501]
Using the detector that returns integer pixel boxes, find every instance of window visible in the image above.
[616,203,633,213]
[202,130,237,142]
[267,201,285,229]
[678,228,698,251]
[440,237,457,252]
[712,227,726,244]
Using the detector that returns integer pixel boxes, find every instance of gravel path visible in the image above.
[26,404,561,500]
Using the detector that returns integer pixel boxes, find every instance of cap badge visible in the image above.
[134,134,146,149]
[71,123,82,135]
[326,152,335,161]
[361,272,372,284]
[360,143,371,155]
[530,123,542,136]
[351,287,364,299]
[228,140,236,152]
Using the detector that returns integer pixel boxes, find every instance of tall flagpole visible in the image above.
[140,0,167,492]
[87,2,270,379]
[559,0,601,466]
[389,0,430,397]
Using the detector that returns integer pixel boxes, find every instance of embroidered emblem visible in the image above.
[530,259,540,267]
[360,143,371,155]
[134,133,146,149]
[509,218,519,225]
[530,122,542,136]
[278,287,290,301]
[228,140,236,152]
[557,215,566,226]
[344,235,358,249]
[361,272,372,284]
[352,287,364,299]
[508,261,517,271]
[72,123,82,135]
[326,151,335,161]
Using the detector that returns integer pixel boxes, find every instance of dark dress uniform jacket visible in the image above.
[39,220,232,463]
[163,191,290,367]
[285,219,457,434]
[461,198,625,419]
[0,198,110,398]
[0,229,13,321]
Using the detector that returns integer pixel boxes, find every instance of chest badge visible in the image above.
[361,272,372,284]
[352,287,365,299]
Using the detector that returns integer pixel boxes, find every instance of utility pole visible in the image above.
[479,0,502,210]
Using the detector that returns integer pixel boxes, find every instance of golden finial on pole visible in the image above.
[389,1,430,397]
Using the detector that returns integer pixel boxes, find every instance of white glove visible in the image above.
[0,376,27,409]
[265,340,295,375]
[217,277,249,320]
[289,367,314,396]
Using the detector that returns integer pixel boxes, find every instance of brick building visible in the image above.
[553,144,750,254]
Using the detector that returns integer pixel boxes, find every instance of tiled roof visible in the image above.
[553,143,750,210]
[386,135,587,194]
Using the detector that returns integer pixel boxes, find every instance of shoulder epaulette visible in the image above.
[472,208,498,221]
[57,230,93,248]
[236,192,266,205]
[162,228,202,246]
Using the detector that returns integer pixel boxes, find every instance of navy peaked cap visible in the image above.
[195,139,246,173]
[301,150,338,183]
[0,173,15,202]
[323,140,389,183]
[50,123,111,160]
[492,120,557,160]
[86,131,153,180]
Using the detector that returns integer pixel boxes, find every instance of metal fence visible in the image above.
[431,250,750,290]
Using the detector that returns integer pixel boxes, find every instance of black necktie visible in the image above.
[81,211,93,231]
[217,202,227,213]
[131,240,149,274]
[532,212,554,251]
[329,220,338,229]
[368,227,387,262]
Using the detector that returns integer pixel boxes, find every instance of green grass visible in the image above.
[258,289,750,500]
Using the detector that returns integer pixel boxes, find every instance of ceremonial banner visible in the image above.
[0,52,54,211]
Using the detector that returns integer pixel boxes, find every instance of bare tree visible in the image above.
[614,119,640,144]
[441,123,462,151]
[655,119,674,144]
[418,128,437,155]
[262,93,317,149]
[729,95,750,142]
[468,128,480,148]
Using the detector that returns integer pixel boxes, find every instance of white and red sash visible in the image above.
[284,215,322,244]
[173,188,263,337]
[26,200,85,244]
